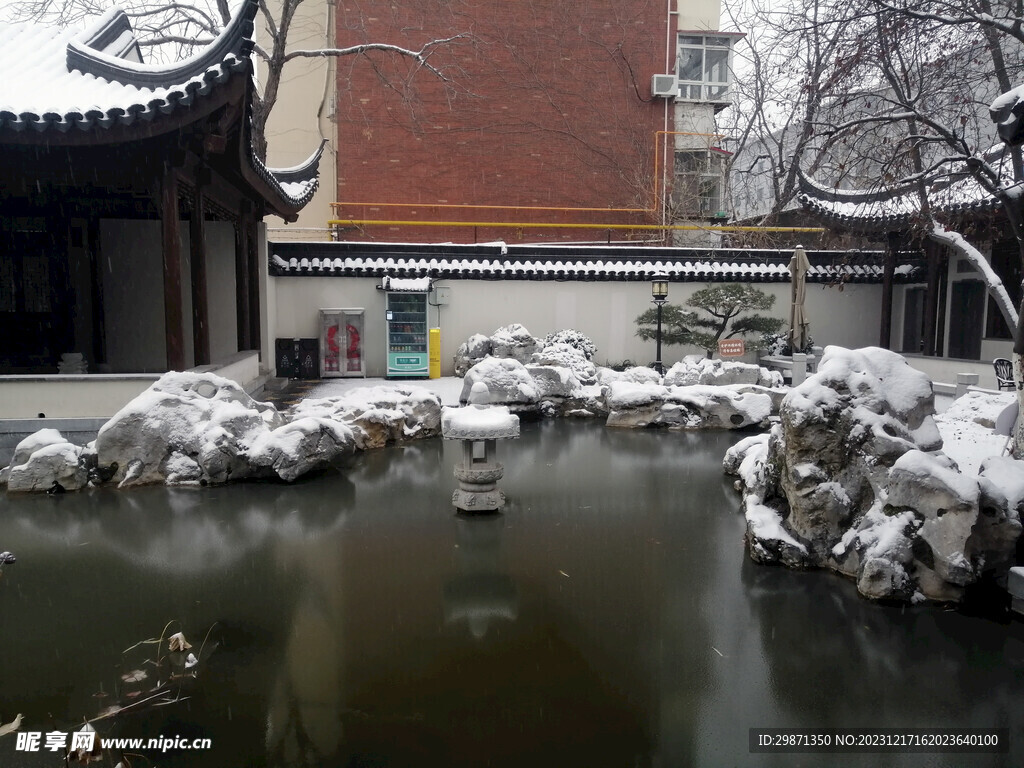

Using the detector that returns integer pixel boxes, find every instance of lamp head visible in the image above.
[651,273,669,302]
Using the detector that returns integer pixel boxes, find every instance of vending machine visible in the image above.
[319,308,365,378]
[385,291,429,378]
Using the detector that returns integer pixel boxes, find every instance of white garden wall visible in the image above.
[270,274,883,377]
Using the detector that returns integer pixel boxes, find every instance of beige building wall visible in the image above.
[258,0,338,241]
[677,0,721,31]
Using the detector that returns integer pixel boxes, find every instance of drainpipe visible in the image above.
[663,0,677,242]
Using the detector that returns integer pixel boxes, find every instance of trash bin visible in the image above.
[429,328,441,379]
[275,338,320,379]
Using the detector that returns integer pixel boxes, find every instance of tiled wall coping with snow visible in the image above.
[268,241,922,284]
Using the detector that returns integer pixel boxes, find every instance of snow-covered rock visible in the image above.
[596,366,663,386]
[461,358,540,410]
[291,386,442,449]
[5,430,92,493]
[532,342,597,385]
[247,417,358,482]
[490,323,539,363]
[456,327,595,377]
[605,382,775,430]
[95,372,287,487]
[88,372,439,490]
[975,456,1024,577]
[664,356,782,388]
[725,345,1021,602]
[887,450,979,588]
[525,364,582,400]
[454,333,492,377]
[541,329,596,360]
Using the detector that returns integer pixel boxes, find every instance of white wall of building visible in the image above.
[99,220,238,373]
[271,275,882,376]
[259,0,337,241]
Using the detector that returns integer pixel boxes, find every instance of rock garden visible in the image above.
[3,323,1022,606]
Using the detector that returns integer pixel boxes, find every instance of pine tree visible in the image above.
[635,284,784,358]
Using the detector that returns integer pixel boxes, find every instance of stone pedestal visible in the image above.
[442,383,520,513]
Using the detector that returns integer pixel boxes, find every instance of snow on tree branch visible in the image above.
[284,35,471,81]
[929,225,1018,329]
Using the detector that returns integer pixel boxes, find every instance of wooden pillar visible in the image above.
[235,203,252,351]
[247,210,261,352]
[935,249,949,356]
[879,232,897,349]
[162,167,185,371]
[190,180,211,366]
[87,217,106,366]
[923,239,940,356]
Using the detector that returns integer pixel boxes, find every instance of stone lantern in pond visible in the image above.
[441,382,519,513]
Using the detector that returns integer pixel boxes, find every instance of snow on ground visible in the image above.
[303,377,465,406]
[933,390,1016,474]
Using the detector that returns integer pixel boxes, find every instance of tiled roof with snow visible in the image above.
[259,138,326,211]
[0,1,323,217]
[797,166,1010,233]
[269,242,924,284]
[0,2,257,138]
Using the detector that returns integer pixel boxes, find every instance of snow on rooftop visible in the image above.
[381,275,432,292]
[0,7,251,132]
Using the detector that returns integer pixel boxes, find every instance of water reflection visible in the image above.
[4,477,354,573]
[443,515,518,639]
[0,423,1021,767]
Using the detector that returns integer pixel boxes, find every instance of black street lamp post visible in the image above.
[651,273,669,375]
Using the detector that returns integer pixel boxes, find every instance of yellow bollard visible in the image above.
[429,328,441,379]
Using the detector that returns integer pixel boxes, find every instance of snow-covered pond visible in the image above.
[0,421,1021,767]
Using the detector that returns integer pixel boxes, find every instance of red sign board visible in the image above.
[718,339,746,358]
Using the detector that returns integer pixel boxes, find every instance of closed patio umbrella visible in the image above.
[789,245,811,352]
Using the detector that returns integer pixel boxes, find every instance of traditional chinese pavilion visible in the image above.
[0,0,322,388]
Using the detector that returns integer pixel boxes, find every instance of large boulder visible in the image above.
[540,329,597,360]
[454,333,493,377]
[291,386,442,449]
[605,381,775,430]
[531,342,597,385]
[725,346,1021,602]
[596,365,663,386]
[490,323,539,363]
[460,358,539,411]
[525,364,582,400]
[95,372,287,486]
[5,430,92,493]
[246,417,359,482]
[94,375,446,488]
[664,356,782,388]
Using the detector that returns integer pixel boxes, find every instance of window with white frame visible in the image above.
[677,35,733,102]
[673,150,728,218]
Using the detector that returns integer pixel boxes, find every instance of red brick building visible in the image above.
[332,0,674,244]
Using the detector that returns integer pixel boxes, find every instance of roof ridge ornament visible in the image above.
[66,0,258,89]
[74,8,143,62]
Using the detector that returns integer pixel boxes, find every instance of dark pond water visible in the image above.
[0,421,1022,768]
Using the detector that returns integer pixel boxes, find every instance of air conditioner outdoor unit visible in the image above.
[651,74,677,98]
